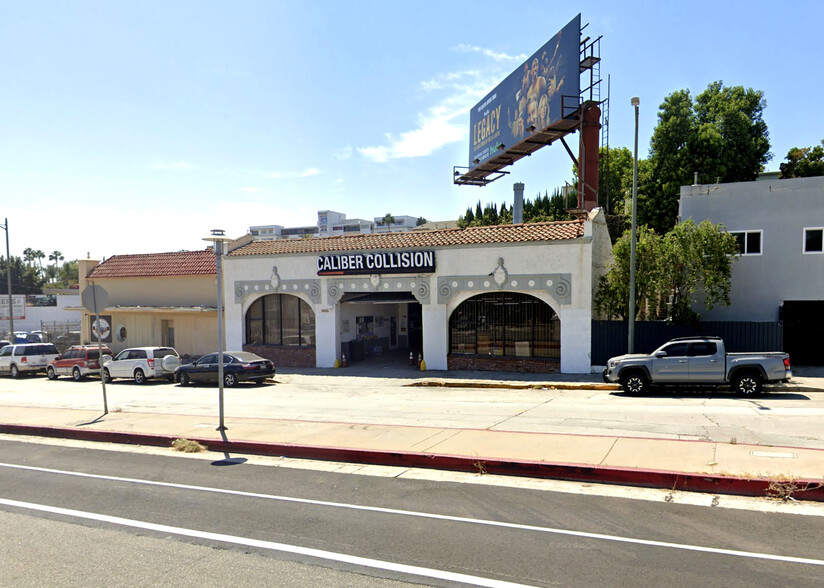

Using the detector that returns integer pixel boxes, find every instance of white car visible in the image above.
[102,346,181,384]
[0,343,60,378]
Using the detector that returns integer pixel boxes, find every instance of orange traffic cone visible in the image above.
[417,353,422,368]
[342,353,348,367]
[409,352,414,366]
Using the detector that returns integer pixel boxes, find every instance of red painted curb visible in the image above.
[2,423,822,502]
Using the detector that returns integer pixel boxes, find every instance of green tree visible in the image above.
[49,250,64,267]
[23,247,36,267]
[415,216,428,226]
[594,220,739,323]
[59,260,79,286]
[0,255,46,295]
[457,191,573,228]
[381,213,395,232]
[594,226,662,320]
[643,81,771,234]
[597,146,635,215]
[779,139,824,178]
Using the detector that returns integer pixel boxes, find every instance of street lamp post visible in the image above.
[204,229,231,431]
[628,97,640,353]
[1,218,13,337]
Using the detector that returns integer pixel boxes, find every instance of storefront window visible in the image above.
[246,294,315,346]
[449,293,559,359]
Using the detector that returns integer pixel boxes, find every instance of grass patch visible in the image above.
[171,438,207,453]
[765,475,823,501]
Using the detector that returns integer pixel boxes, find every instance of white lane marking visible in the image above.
[2,462,823,568]
[4,433,823,517]
[0,498,532,588]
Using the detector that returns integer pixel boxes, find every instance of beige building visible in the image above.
[77,251,218,357]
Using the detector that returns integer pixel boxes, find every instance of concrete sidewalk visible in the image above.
[2,367,823,501]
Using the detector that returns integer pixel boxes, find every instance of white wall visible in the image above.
[222,211,611,373]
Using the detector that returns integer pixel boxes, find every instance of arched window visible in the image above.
[449,292,559,358]
[246,294,315,347]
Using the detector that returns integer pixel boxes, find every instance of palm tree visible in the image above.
[23,247,36,266]
[49,250,64,267]
[382,213,395,233]
[34,250,46,269]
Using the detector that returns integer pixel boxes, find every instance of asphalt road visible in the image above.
[1,374,823,449]
[1,439,823,587]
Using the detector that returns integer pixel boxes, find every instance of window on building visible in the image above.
[804,227,823,254]
[449,293,560,359]
[245,294,315,346]
[730,230,762,255]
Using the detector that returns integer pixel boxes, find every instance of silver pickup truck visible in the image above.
[602,336,792,396]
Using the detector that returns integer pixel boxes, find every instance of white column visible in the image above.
[314,304,340,368]
[560,308,591,373]
[224,284,244,351]
[421,303,448,370]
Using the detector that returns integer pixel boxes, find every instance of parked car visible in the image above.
[602,336,792,397]
[0,342,61,378]
[47,345,114,381]
[13,331,29,343]
[102,347,181,384]
[0,340,11,350]
[175,351,275,387]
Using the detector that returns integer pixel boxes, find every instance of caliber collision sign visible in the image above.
[317,250,435,276]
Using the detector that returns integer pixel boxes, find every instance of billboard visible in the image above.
[469,14,581,168]
[0,295,25,321]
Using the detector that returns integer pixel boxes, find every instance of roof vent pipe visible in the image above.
[513,183,524,224]
[693,172,699,186]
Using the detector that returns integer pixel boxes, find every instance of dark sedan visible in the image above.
[175,352,275,387]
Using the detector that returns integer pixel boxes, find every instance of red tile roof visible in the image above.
[87,250,216,278]
[229,220,586,256]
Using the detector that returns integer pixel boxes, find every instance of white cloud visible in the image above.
[333,146,353,161]
[453,43,527,63]
[358,67,500,163]
[266,168,322,179]
[150,161,196,170]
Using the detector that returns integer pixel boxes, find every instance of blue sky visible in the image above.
[2,1,822,263]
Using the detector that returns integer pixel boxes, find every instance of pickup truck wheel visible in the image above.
[733,372,762,397]
[620,372,648,395]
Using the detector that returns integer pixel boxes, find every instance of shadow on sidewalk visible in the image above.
[211,429,247,467]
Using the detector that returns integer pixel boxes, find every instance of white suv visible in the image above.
[102,347,181,384]
[0,343,60,378]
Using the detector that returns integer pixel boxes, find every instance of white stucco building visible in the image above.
[223,209,612,374]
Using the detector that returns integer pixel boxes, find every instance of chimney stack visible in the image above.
[513,183,524,224]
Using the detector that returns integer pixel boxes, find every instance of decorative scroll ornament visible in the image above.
[270,266,281,290]
[491,257,508,287]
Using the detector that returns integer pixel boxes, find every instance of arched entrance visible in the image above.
[448,292,560,372]
[243,293,317,367]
